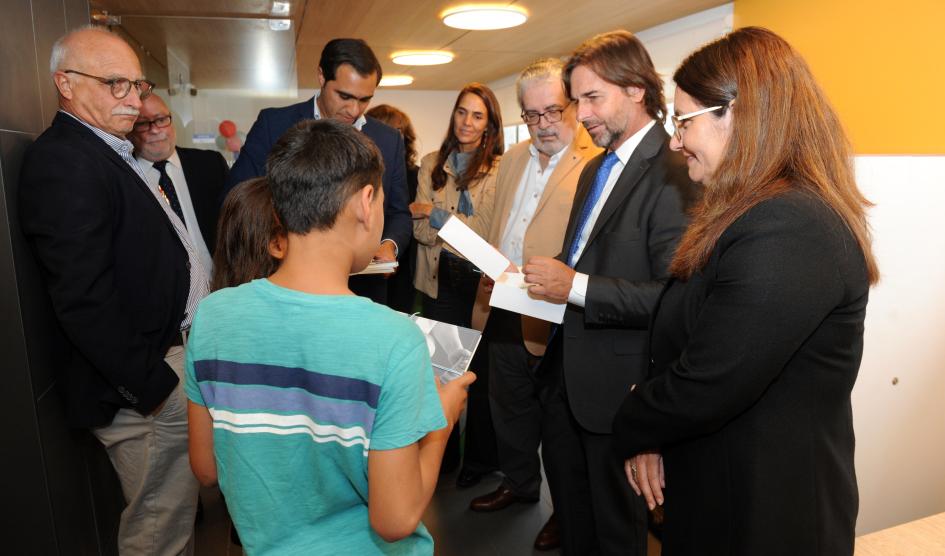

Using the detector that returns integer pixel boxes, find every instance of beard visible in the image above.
[584,118,625,151]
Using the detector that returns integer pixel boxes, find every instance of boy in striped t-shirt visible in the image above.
[185,119,475,555]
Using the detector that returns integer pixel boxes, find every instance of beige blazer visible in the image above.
[413,150,499,299]
[471,127,601,353]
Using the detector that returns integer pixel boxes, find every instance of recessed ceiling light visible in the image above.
[391,50,454,66]
[269,19,291,31]
[441,4,528,30]
[270,1,290,16]
[379,75,415,87]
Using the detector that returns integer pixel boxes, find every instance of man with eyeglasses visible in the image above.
[466,58,600,551]
[19,27,204,555]
[519,32,697,555]
[130,93,229,271]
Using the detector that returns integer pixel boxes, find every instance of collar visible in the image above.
[136,148,181,170]
[59,109,136,152]
[611,120,656,165]
[313,92,367,131]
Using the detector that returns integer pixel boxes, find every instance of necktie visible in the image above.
[567,151,619,266]
[152,160,187,228]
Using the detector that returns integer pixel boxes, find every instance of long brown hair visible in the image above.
[366,104,419,170]
[669,27,878,284]
[432,83,503,191]
[211,178,283,291]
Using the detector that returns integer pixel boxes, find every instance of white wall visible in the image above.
[488,3,734,128]
[853,155,945,534]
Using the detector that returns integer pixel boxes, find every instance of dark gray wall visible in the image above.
[1,1,124,553]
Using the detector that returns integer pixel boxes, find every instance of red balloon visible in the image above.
[218,120,237,138]
[225,135,242,152]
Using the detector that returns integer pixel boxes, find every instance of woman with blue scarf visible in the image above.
[411,82,503,329]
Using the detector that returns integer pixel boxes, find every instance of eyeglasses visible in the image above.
[63,69,155,100]
[671,105,724,141]
[133,115,173,132]
[521,103,571,126]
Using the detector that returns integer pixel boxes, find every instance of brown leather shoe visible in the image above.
[533,513,560,551]
[469,485,539,512]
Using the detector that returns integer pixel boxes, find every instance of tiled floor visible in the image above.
[195,466,660,555]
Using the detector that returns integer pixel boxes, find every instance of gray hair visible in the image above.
[515,57,566,109]
[49,25,112,75]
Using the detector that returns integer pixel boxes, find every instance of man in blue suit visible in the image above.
[226,38,411,303]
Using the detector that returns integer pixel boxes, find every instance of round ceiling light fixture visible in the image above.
[390,50,454,66]
[379,74,415,87]
[441,4,528,30]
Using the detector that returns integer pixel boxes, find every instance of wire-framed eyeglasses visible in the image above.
[63,69,155,100]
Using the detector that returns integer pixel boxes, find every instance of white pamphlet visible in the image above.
[436,216,511,280]
[489,272,567,324]
[351,260,398,275]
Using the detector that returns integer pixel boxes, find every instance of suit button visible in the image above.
[185,261,191,270]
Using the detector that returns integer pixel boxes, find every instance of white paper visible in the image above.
[489,272,567,324]
[437,216,510,280]
[351,260,398,275]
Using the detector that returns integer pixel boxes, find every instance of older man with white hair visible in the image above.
[19,26,205,555]
[468,57,600,551]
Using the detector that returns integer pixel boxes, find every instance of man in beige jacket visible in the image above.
[468,58,600,551]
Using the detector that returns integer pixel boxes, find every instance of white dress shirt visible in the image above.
[499,143,566,267]
[137,150,214,275]
[568,120,656,307]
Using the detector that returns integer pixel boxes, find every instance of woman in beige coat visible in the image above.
[411,82,503,329]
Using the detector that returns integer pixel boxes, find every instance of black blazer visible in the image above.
[224,97,412,254]
[613,191,868,555]
[19,112,189,427]
[555,124,695,433]
[176,146,228,254]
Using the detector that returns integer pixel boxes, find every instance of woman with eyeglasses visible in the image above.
[411,82,503,474]
[612,27,878,555]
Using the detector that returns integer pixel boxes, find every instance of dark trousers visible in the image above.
[540,337,648,556]
[350,274,387,305]
[488,309,543,498]
[422,250,496,472]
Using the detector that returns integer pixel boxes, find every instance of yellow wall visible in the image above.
[734,0,944,154]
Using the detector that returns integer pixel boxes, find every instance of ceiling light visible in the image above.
[391,50,454,66]
[269,19,291,31]
[379,75,415,87]
[441,4,528,30]
[270,2,290,16]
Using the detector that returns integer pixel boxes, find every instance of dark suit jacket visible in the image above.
[19,112,189,427]
[225,97,412,255]
[554,124,694,434]
[176,146,228,254]
[613,191,867,556]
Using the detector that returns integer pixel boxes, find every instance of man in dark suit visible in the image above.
[226,38,411,304]
[19,28,205,554]
[130,93,228,270]
[522,31,695,555]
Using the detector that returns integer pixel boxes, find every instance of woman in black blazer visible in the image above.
[612,27,879,555]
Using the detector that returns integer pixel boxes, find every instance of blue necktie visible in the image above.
[567,151,619,266]
[152,160,187,229]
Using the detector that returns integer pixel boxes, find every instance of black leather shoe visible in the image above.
[456,467,488,489]
[533,514,560,551]
[469,485,539,512]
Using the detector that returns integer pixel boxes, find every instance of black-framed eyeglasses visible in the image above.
[670,105,724,142]
[521,103,571,126]
[133,115,172,132]
[63,69,155,100]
